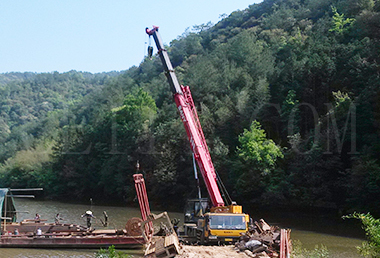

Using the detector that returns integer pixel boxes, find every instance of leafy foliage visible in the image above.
[238,120,283,174]
[330,6,355,34]
[291,240,330,258]
[343,212,380,257]
[96,245,131,258]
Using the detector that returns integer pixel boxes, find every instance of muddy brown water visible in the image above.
[1,199,364,257]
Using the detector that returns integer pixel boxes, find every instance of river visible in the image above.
[1,198,365,257]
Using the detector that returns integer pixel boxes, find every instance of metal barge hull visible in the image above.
[0,234,144,249]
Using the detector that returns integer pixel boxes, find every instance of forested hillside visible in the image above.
[1,0,380,215]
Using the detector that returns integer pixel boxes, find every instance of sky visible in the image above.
[0,1,262,74]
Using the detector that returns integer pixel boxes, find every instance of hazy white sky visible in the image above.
[0,1,262,73]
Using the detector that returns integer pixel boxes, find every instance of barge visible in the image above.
[0,188,144,249]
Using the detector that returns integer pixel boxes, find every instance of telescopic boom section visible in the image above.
[146,26,224,207]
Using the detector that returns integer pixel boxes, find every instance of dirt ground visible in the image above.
[175,245,269,258]
[175,245,246,258]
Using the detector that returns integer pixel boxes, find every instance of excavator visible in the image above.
[146,26,250,244]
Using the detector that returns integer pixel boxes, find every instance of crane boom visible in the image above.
[144,27,290,255]
[146,26,224,207]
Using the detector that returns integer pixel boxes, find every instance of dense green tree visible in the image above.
[237,120,283,172]
[234,120,283,203]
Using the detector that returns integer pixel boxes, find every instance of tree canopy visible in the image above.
[1,0,380,215]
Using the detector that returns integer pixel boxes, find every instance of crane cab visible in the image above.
[184,198,209,223]
[199,212,249,244]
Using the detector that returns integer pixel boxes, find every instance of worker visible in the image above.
[34,213,41,223]
[81,210,95,229]
[171,218,180,235]
[55,213,63,224]
[101,211,108,227]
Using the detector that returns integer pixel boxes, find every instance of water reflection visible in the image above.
[292,230,363,258]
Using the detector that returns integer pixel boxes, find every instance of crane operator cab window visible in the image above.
[209,215,246,230]
[184,198,209,223]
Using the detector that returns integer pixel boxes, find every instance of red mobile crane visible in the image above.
[146,26,249,244]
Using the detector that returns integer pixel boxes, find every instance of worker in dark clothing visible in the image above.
[34,213,41,223]
[55,213,63,224]
[81,210,95,229]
